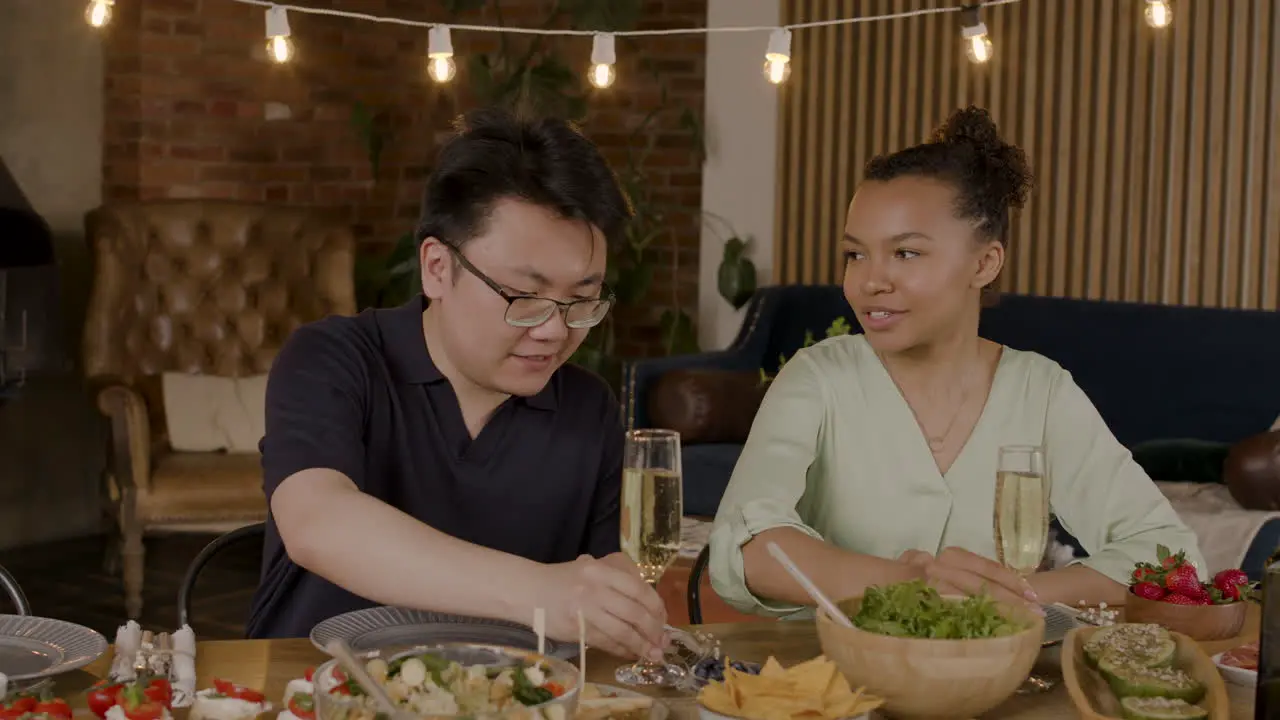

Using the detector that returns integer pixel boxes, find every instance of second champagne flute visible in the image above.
[615,428,685,688]
[993,443,1054,694]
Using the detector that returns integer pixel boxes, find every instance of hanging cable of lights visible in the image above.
[82,0,1174,88]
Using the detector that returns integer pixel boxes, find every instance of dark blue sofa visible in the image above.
[621,285,1280,578]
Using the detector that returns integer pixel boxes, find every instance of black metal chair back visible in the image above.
[177,522,266,628]
[0,563,29,616]
[686,544,711,625]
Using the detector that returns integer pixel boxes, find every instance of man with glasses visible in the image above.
[247,108,669,663]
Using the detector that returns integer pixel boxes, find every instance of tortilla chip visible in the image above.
[696,656,883,720]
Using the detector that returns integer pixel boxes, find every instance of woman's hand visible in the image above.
[898,547,1045,615]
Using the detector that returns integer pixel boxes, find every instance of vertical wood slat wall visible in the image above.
[775,0,1280,310]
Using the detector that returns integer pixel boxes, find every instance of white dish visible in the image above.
[697,704,871,720]
[581,684,669,720]
[1212,650,1258,687]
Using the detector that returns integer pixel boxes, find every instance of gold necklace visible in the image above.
[880,352,978,453]
[916,383,972,452]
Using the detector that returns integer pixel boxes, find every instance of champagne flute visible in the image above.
[993,444,1055,694]
[615,428,686,688]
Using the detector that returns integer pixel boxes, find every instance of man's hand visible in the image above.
[535,553,668,661]
[899,547,1044,614]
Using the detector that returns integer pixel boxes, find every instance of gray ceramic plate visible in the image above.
[0,615,108,682]
[310,607,578,659]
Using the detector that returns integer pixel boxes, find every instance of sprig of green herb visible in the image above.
[511,666,552,707]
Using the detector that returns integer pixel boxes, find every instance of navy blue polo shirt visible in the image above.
[245,295,624,639]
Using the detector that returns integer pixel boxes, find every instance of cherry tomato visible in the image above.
[211,679,265,704]
[8,698,37,714]
[34,699,73,719]
[143,678,172,707]
[544,682,565,697]
[303,668,315,682]
[287,693,315,720]
[87,683,124,718]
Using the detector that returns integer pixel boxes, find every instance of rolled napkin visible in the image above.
[171,624,198,708]
[109,621,143,681]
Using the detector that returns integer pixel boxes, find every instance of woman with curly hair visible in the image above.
[708,106,1204,617]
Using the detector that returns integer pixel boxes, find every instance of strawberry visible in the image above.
[1131,565,1161,584]
[1213,569,1250,592]
[1131,581,1166,601]
[1155,544,1190,571]
[1162,593,1200,605]
[1163,565,1201,597]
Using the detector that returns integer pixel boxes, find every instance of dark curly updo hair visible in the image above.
[865,105,1033,248]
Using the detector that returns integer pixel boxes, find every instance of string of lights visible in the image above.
[82,0,1174,88]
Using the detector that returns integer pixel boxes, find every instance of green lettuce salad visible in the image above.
[850,580,1028,639]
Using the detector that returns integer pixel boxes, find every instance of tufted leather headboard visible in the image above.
[82,200,356,384]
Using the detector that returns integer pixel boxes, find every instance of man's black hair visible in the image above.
[415,107,633,250]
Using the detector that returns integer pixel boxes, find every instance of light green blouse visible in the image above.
[708,334,1206,617]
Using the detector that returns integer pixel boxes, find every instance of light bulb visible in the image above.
[763,56,791,85]
[587,34,617,90]
[428,55,457,83]
[85,0,112,28]
[263,7,293,64]
[588,63,615,89]
[965,33,993,63]
[427,26,457,84]
[266,35,294,63]
[762,29,793,85]
[1145,0,1172,28]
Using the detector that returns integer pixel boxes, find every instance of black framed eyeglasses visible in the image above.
[445,244,614,329]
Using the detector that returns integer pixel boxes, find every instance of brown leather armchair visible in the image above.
[83,200,356,618]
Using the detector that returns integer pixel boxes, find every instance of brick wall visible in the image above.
[101,0,706,358]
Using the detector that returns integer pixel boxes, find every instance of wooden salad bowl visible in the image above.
[1124,593,1248,641]
[815,596,1044,720]
[1061,625,1230,720]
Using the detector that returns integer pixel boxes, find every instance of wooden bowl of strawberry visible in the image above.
[1124,546,1256,642]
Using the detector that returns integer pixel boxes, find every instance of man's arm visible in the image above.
[263,325,551,625]
[273,469,549,621]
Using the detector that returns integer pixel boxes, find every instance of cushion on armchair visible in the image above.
[648,369,766,445]
[162,373,266,453]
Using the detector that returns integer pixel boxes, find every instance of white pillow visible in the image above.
[162,373,268,454]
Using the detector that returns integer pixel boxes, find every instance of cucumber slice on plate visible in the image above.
[1084,624,1176,668]
[1119,696,1208,720]
[1097,656,1205,703]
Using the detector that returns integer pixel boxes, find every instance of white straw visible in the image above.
[765,542,856,629]
[533,608,546,657]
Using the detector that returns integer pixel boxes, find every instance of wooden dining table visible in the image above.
[52,604,1259,720]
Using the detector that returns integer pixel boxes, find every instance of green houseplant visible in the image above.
[759,317,852,385]
[353,0,703,389]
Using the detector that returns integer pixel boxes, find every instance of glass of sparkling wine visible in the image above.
[993,444,1054,694]
[615,428,685,688]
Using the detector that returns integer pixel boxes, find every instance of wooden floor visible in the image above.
[0,534,765,641]
[0,533,258,639]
